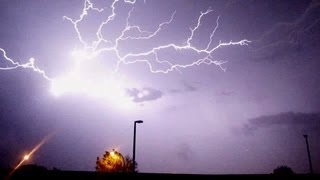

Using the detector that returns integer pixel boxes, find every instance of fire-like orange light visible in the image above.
[110,151,115,157]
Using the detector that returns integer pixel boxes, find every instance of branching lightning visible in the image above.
[0,48,51,80]
[62,0,250,73]
[0,0,250,106]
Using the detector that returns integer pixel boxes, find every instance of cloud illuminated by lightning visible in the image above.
[0,0,250,107]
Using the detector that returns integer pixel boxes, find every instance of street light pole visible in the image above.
[303,134,313,174]
[133,120,143,173]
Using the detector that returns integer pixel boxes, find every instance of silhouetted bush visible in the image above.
[273,165,295,175]
[16,164,47,173]
[96,149,138,173]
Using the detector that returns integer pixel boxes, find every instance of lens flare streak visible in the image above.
[7,133,55,178]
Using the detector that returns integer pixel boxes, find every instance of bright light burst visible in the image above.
[7,133,55,178]
[0,0,250,108]
[23,155,30,161]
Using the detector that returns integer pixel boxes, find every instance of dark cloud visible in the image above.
[239,112,320,135]
[252,0,320,60]
[126,87,163,103]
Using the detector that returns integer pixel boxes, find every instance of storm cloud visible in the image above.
[240,112,320,135]
[126,87,163,103]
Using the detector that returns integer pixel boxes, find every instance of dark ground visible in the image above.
[1,166,319,180]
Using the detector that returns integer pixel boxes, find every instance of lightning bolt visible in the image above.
[62,0,250,73]
[0,48,51,80]
[0,0,250,105]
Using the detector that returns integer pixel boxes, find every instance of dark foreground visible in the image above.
[1,168,319,180]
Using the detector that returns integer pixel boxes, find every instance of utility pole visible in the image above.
[303,134,313,174]
[133,120,143,173]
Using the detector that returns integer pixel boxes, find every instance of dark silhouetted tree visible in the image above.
[273,165,295,175]
[13,164,48,177]
[17,164,48,172]
[96,149,138,173]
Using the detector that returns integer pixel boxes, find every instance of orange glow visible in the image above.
[110,151,115,157]
[23,155,30,161]
[96,149,126,172]
[7,131,57,178]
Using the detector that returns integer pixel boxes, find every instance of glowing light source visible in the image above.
[50,70,137,109]
[110,151,115,157]
[15,133,53,170]
[6,132,56,178]
[23,155,30,161]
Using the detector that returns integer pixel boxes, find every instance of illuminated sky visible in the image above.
[1,0,320,174]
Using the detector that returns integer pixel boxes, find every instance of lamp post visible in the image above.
[303,134,313,174]
[133,120,143,173]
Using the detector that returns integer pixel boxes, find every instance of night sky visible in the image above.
[1,0,320,174]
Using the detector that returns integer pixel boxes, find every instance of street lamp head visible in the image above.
[110,151,115,157]
[135,120,143,124]
[304,134,308,138]
[23,154,30,161]
[133,120,143,172]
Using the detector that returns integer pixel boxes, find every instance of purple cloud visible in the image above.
[126,87,163,103]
